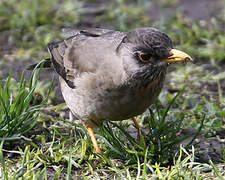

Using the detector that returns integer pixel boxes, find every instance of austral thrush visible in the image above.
[30,27,193,154]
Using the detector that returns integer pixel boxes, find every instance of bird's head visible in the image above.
[117,28,193,81]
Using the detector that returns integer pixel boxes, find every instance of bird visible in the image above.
[28,27,193,154]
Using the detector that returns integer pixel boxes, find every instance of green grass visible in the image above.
[0,78,223,179]
[1,143,224,179]
[0,0,225,179]
[96,88,204,166]
[0,0,82,58]
[98,0,151,31]
[0,63,53,141]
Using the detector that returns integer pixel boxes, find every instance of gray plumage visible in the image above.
[46,27,173,127]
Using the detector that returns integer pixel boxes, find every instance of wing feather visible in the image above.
[47,28,125,88]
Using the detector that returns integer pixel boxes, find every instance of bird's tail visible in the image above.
[26,58,52,70]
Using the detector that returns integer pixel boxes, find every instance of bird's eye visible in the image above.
[138,53,152,62]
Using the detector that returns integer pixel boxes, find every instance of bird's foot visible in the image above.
[87,126,103,154]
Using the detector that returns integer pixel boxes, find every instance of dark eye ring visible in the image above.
[138,53,153,62]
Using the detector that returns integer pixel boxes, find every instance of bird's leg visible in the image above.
[86,126,103,154]
[131,117,141,129]
[131,117,141,142]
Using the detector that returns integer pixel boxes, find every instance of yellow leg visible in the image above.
[87,126,103,154]
[131,117,141,129]
[131,117,141,142]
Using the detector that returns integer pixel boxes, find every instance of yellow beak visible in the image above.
[163,49,193,63]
